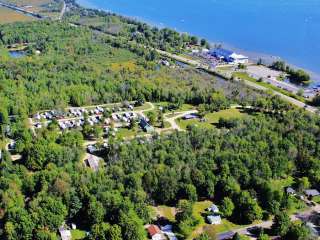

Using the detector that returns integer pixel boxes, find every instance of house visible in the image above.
[139,118,154,133]
[207,215,222,225]
[147,225,165,240]
[161,225,178,240]
[59,226,71,240]
[84,154,101,172]
[183,114,198,120]
[208,204,219,213]
[304,189,320,198]
[87,145,97,153]
[286,187,296,195]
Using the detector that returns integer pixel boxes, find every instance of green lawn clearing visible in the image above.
[151,205,176,222]
[177,108,246,130]
[71,229,86,240]
[233,72,306,103]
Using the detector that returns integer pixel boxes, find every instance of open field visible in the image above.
[233,72,307,103]
[1,0,62,17]
[0,7,34,23]
[188,201,244,240]
[151,205,176,222]
[177,108,247,130]
[71,229,86,239]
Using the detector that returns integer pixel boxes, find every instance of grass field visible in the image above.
[0,7,34,23]
[1,0,62,18]
[177,108,247,130]
[71,229,86,240]
[233,72,307,103]
[188,201,245,240]
[151,205,176,222]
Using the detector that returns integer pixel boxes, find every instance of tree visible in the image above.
[119,210,146,240]
[257,233,270,240]
[220,197,235,217]
[196,233,210,240]
[90,223,122,240]
[4,207,34,240]
[87,199,106,226]
[190,36,198,45]
[284,223,311,240]
[232,233,241,240]
[182,184,198,202]
[34,230,58,240]
[271,212,291,236]
[234,191,263,224]
[297,177,310,192]
[29,195,67,231]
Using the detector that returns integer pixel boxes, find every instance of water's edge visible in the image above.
[75,0,320,83]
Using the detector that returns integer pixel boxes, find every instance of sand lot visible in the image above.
[247,65,283,80]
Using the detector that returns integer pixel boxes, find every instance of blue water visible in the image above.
[77,0,320,79]
[9,50,26,58]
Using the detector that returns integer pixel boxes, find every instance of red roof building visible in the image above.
[147,225,161,237]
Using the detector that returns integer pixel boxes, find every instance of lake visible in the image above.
[77,0,320,80]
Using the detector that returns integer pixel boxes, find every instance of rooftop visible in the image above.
[147,225,161,236]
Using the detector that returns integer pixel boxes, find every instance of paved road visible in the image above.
[58,0,66,20]
[0,1,44,19]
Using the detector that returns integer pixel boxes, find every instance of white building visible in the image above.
[229,53,249,64]
[207,215,222,225]
[59,226,71,240]
[208,204,219,213]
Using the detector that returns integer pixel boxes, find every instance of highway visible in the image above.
[0,1,44,19]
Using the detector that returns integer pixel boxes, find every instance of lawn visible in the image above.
[71,229,86,240]
[177,108,247,130]
[115,127,142,140]
[151,205,176,222]
[0,7,34,24]
[2,0,63,18]
[188,201,245,240]
[154,102,195,112]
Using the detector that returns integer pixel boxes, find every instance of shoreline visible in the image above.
[75,0,320,84]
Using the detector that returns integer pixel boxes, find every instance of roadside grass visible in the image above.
[134,102,153,111]
[71,229,86,239]
[177,108,246,130]
[313,196,320,204]
[233,72,307,103]
[0,7,34,24]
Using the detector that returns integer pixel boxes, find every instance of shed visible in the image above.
[304,189,320,198]
[84,154,101,172]
[207,215,222,225]
[59,226,71,240]
[208,204,219,213]
[147,225,165,240]
[286,187,296,195]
